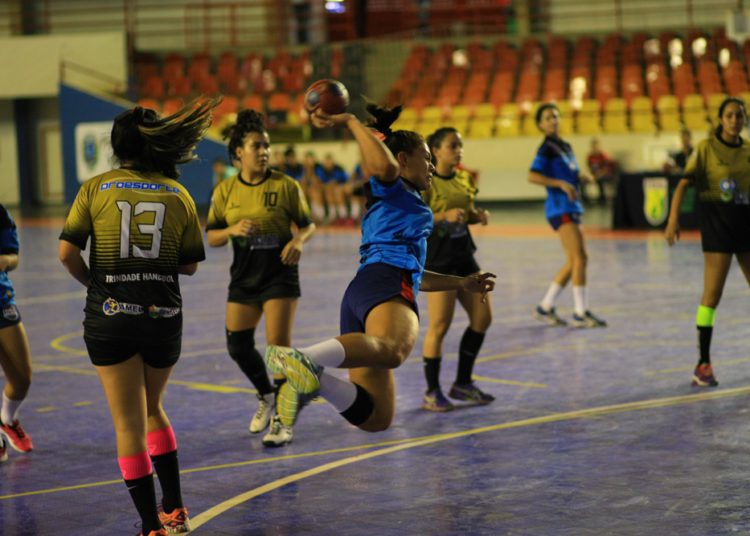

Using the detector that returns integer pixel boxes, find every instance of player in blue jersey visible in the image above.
[0,204,34,461]
[263,102,495,433]
[529,103,606,328]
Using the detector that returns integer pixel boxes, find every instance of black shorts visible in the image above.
[0,304,21,329]
[228,264,300,305]
[425,256,480,278]
[84,331,181,368]
[699,202,750,253]
[339,263,419,334]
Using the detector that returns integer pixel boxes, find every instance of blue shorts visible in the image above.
[548,212,581,230]
[0,303,21,329]
[340,263,419,335]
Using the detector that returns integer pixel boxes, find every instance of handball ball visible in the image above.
[304,79,350,115]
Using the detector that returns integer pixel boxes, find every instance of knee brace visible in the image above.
[226,328,273,395]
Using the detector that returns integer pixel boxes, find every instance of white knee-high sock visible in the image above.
[319,372,357,412]
[540,282,564,310]
[300,339,346,368]
[1,392,23,424]
[573,286,588,316]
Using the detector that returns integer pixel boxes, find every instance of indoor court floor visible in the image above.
[2,205,750,535]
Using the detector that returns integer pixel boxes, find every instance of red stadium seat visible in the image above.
[242,94,264,111]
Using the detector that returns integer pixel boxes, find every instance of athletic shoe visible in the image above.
[449,382,495,404]
[0,419,33,452]
[534,306,567,326]
[692,363,718,387]
[0,438,8,463]
[274,381,313,427]
[249,394,273,434]
[422,389,454,412]
[571,310,607,328]
[262,416,293,447]
[158,506,190,534]
[264,345,322,397]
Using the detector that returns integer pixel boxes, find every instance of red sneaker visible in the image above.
[0,419,33,452]
[692,363,718,387]
[158,506,191,534]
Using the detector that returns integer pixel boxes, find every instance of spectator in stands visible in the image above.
[303,151,327,223]
[665,97,750,389]
[347,163,368,223]
[529,103,607,329]
[663,129,694,176]
[585,138,617,205]
[282,146,304,182]
[315,153,351,225]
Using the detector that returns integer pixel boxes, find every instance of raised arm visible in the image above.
[311,110,399,183]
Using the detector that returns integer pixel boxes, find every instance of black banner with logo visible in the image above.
[612,172,699,229]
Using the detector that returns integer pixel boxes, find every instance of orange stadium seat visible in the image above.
[166,76,192,98]
[161,98,184,117]
[137,98,161,113]
[141,75,165,100]
[268,93,292,112]
[621,65,645,106]
[595,65,617,106]
[242,94,264,112]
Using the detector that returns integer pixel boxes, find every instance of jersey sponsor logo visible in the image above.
[102,297,144,316]
[148,305,181,319]
[720,179,737,203]
[100,181,181,194]
[643,178,668,226]
[105,273,175,283]
[2,304,19,321]
[232,235,281,250]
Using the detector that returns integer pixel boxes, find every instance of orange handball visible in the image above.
[303,79,350,115]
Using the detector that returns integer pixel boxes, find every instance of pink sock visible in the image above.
[118,451,152,480]
[147,426,177,456]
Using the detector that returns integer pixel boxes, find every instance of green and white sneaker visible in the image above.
[275,381,313,427]
[265,345,323,397]
[262,416,293,447]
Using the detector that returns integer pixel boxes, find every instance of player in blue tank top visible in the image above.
[264,101,495,434]
[528,103,606,329]
[0,204,35,460]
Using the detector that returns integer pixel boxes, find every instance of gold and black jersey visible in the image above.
[207,170,312,291]
[685,135,750,204]
[60,169,205,312]
[422,168,478,269]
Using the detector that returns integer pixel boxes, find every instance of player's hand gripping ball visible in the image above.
[304,79,350,115]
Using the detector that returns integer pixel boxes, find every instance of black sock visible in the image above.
[423,357,442,392]
[152,451,183,513]
[124,474,161,534]
[698,326,713,365]
[226,328,274,395]
[340,384,375,426]
[456,328,485,385]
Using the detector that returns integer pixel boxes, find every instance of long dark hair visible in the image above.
[111,97,220,179]
[716,97,747,136]
[222,109,267,163]
[364,100,424,157]
[426,127,459,153]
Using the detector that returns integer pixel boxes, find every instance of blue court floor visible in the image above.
[2,206,750,535]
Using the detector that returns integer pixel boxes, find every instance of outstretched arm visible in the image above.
[420,271,496,302]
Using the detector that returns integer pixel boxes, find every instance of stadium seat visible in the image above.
[630,96,656,133]
[576,99,601,134]
[242,94,264,111]
[556,101,574,136]
[521,102,541,136]
[707,93,728,126]
[137,98,161,113]
[496,103,520,137]
[656,95,682,131]
[682,94,707,130]
[601,99,626,134]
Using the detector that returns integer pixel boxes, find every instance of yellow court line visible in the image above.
[189,385,750,531]
[645,356,750,376]
[5,385,750,503]
[472,374,547,388]
[0,436,423,500]
[50,331,87,356]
